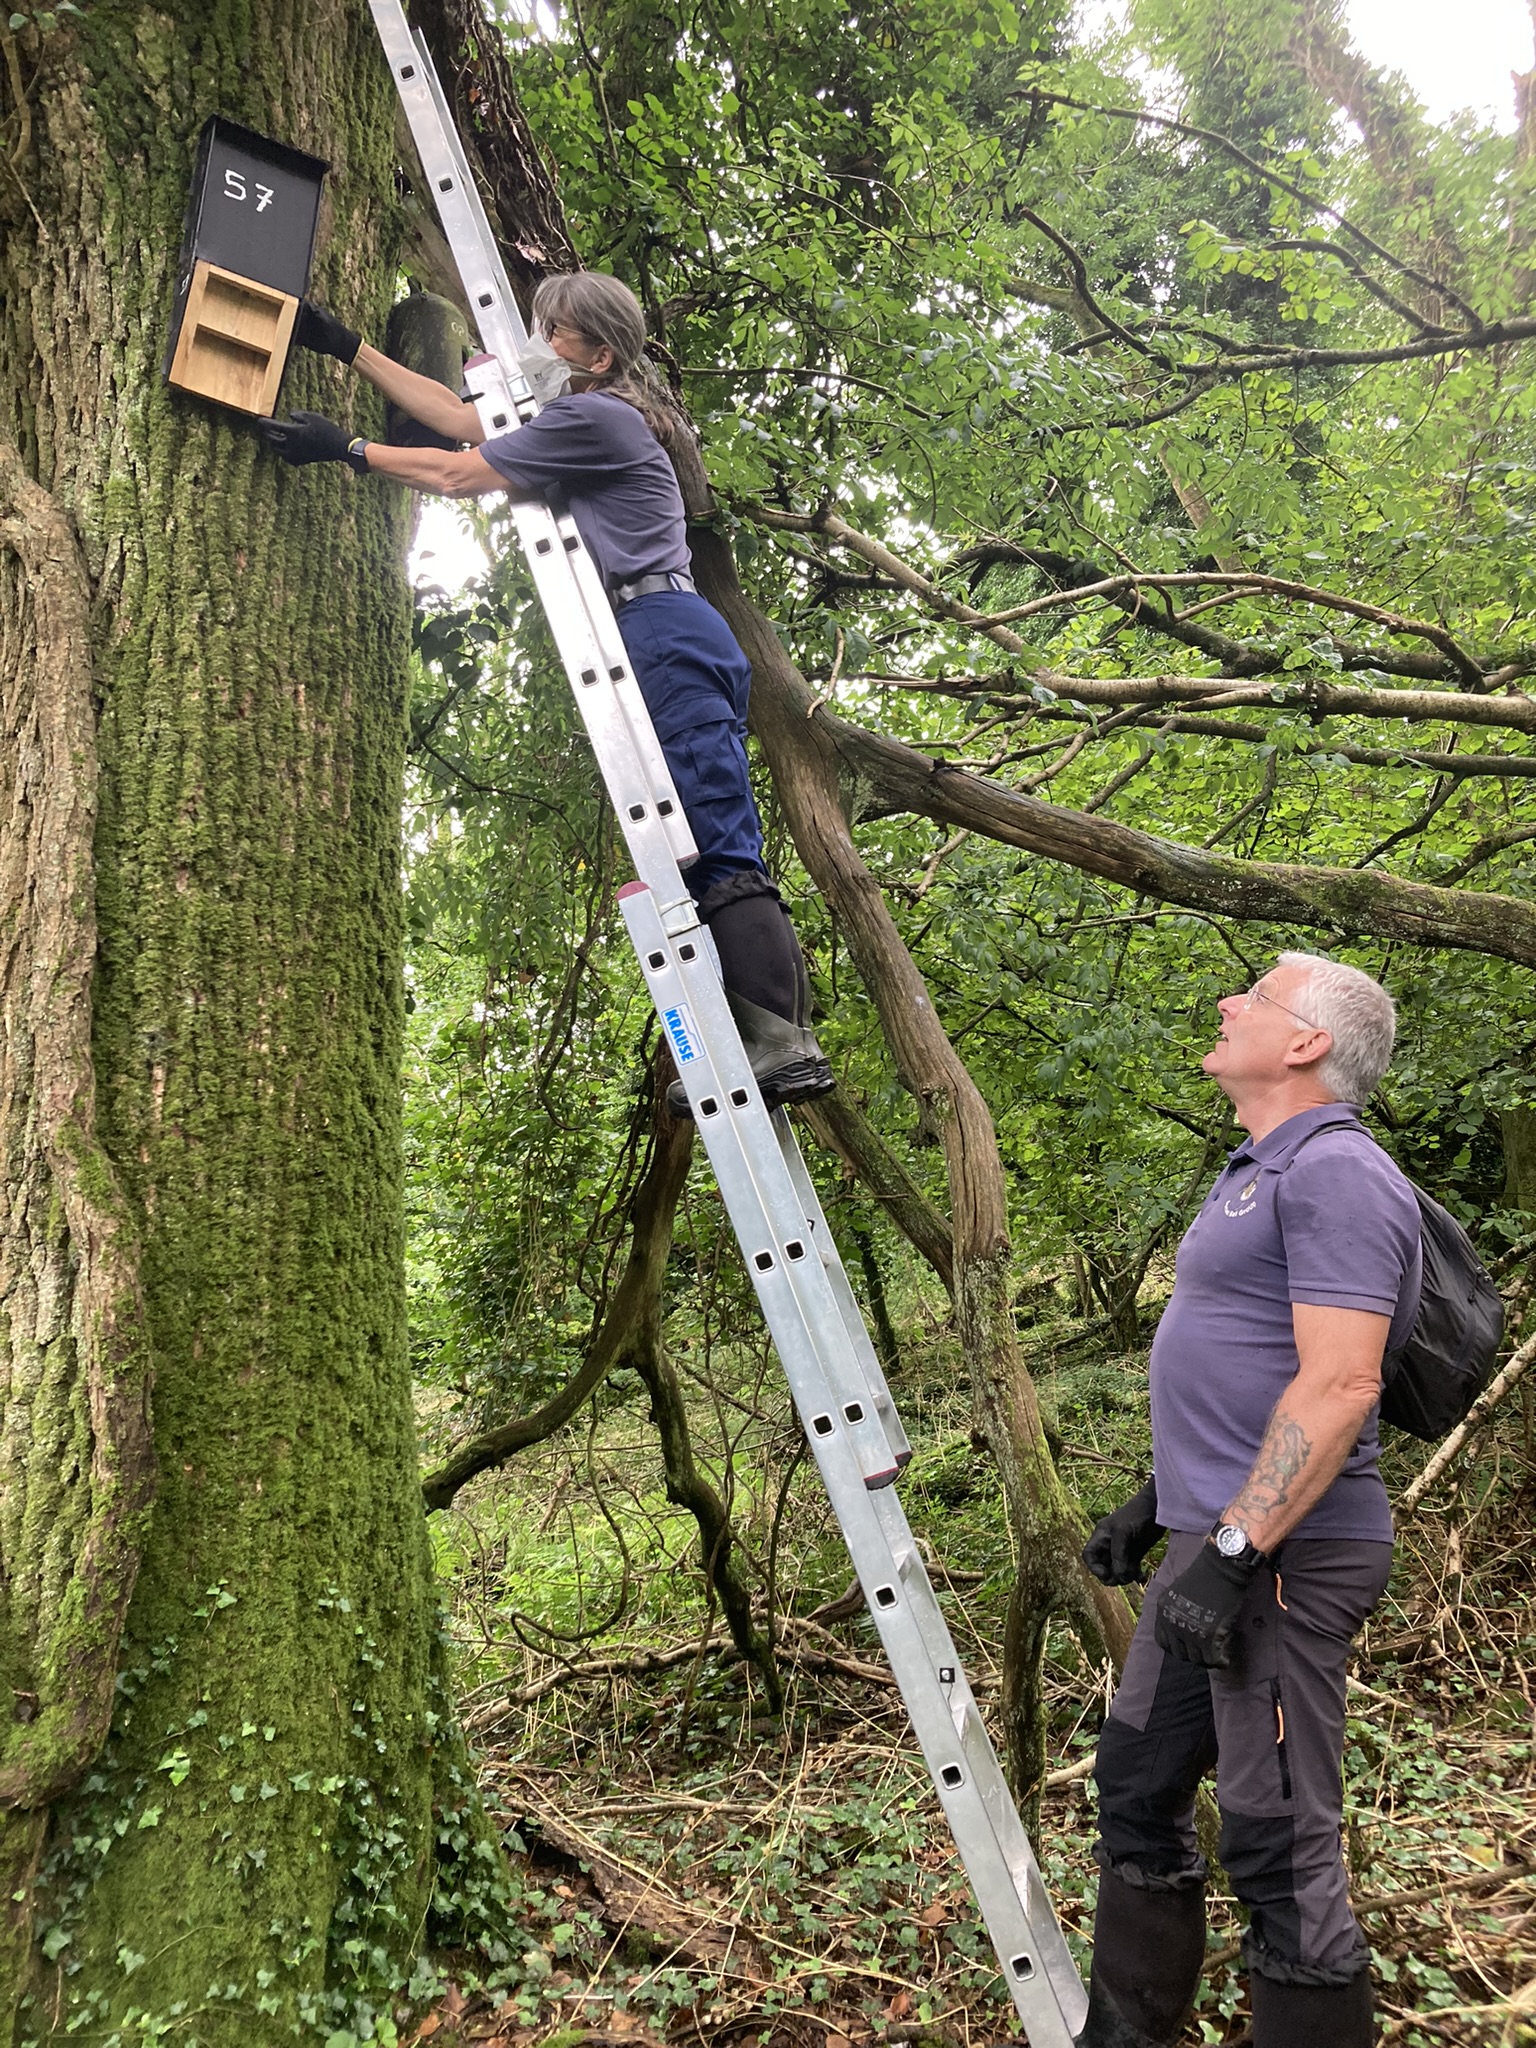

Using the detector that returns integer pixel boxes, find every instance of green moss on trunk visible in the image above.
[0,4,478,2037]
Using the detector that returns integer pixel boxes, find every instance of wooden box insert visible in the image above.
[167,260,298,417]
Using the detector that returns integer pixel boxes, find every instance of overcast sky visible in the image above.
[1346,0,1531,131]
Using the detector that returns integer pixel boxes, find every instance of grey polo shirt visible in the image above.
[479,390,691,594]
[1149,1103,1422,1543]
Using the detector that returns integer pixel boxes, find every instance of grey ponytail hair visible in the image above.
[1276,951,1397,1104]
[530,271,675,445]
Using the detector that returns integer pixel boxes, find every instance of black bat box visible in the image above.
[165,117,328,417]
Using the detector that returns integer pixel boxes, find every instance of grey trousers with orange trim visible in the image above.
[1092,1530,1392,1984]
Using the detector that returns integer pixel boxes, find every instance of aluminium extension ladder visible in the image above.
[367,9,1089,2038]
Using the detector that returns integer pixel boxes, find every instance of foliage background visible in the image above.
[391,1,1536,2042]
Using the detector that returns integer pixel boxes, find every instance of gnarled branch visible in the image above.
[421,1087,694,1513]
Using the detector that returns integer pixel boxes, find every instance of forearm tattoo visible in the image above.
[1228,1412,1312,1538]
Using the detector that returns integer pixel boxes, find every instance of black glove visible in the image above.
[1154,1540,1267,1669]
[259,411,368,472]
[294,299,362,365]
[1082,1477,1164,1586]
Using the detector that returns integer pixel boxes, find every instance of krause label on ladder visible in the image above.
[164,117,328,418]
[661,1004,701,1067]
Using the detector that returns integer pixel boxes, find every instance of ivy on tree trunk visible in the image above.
[0,5,499,2037]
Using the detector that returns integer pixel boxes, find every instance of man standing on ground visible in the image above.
[1079,952,1422,2048]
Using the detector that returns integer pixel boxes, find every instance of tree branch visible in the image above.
[421,1096,694,1512]
[1399,1329,1536,1513]
[791,678,1536,969]
[858,685,1536,777]
[1436,821,1536,884]
[931,567,1487,687]
[1014,86,1485,328]
[795,1092,955,1294]
[752,515,1528,692]
[1015,208,1166,363]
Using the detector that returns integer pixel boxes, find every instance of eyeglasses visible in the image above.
[1241,986,1322,1032]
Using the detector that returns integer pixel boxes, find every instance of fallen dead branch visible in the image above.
[1399,1330,1536,1515]
[501,1781,767,1980]
[1201,1859,1536,1970]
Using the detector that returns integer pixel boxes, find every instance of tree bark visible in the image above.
[0,6,470,2036]
[796,1092,955,1295]
[809,696,1536,969]
[411,0,578,303]
[689,526,1135,1806]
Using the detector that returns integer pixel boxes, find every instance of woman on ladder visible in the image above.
[263,271,833,1115]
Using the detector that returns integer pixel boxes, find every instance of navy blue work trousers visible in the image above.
[1094,1530,1392,1982]
[616,590,768,902]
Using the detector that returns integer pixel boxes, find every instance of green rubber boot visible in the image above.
[666,990,834,1118]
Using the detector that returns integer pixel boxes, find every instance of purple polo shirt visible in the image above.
[479,390,692,594]
[1150,1104,1422,1542]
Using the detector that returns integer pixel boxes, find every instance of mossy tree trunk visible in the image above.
[0,5,468,2038]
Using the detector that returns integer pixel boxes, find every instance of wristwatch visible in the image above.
[345,436,370,475]
[1211,1522,1268,1569]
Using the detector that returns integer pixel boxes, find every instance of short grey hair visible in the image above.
[1277,951,1396,1104]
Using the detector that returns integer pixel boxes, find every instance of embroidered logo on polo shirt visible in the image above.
[1223,1174,1260,1217]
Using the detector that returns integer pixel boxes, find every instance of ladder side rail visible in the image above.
[865,1488,1088,2025]
[774,1122,912,1469]
[506,499,700,882]
[367,13,1088,2034]
[445,348,700,891]
[620,886,907,1488]
[622,903,1082,2037]
[548,516,705,867]
[835,1482,1089,2039]
[620,888,1089,2035]
[456,358,703,877]
[368,0,532,376]
[505,500,699,893]
[410,30,529,350]
[369,1,718,883]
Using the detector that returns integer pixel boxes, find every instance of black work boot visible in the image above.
[666,887,834,1117]
[1074,1971,1172,2048]
[1249,1963,1373,2047]
[1076,1868,1206,2048]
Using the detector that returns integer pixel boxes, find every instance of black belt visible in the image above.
[612,570,696,607]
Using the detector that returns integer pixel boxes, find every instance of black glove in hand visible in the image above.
[259,411,366,471]
[1154,1542,1266,1669]
[294,299,362,365]
[1082,1477,1164,1586]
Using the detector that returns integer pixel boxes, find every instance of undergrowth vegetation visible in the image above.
[409,1229,1535,2047]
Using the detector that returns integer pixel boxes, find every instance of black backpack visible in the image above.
[1288,1120,1504,1441]
[1381,1187,1504,1439]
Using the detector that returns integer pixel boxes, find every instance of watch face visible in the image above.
[1214,1524,1248,1558]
